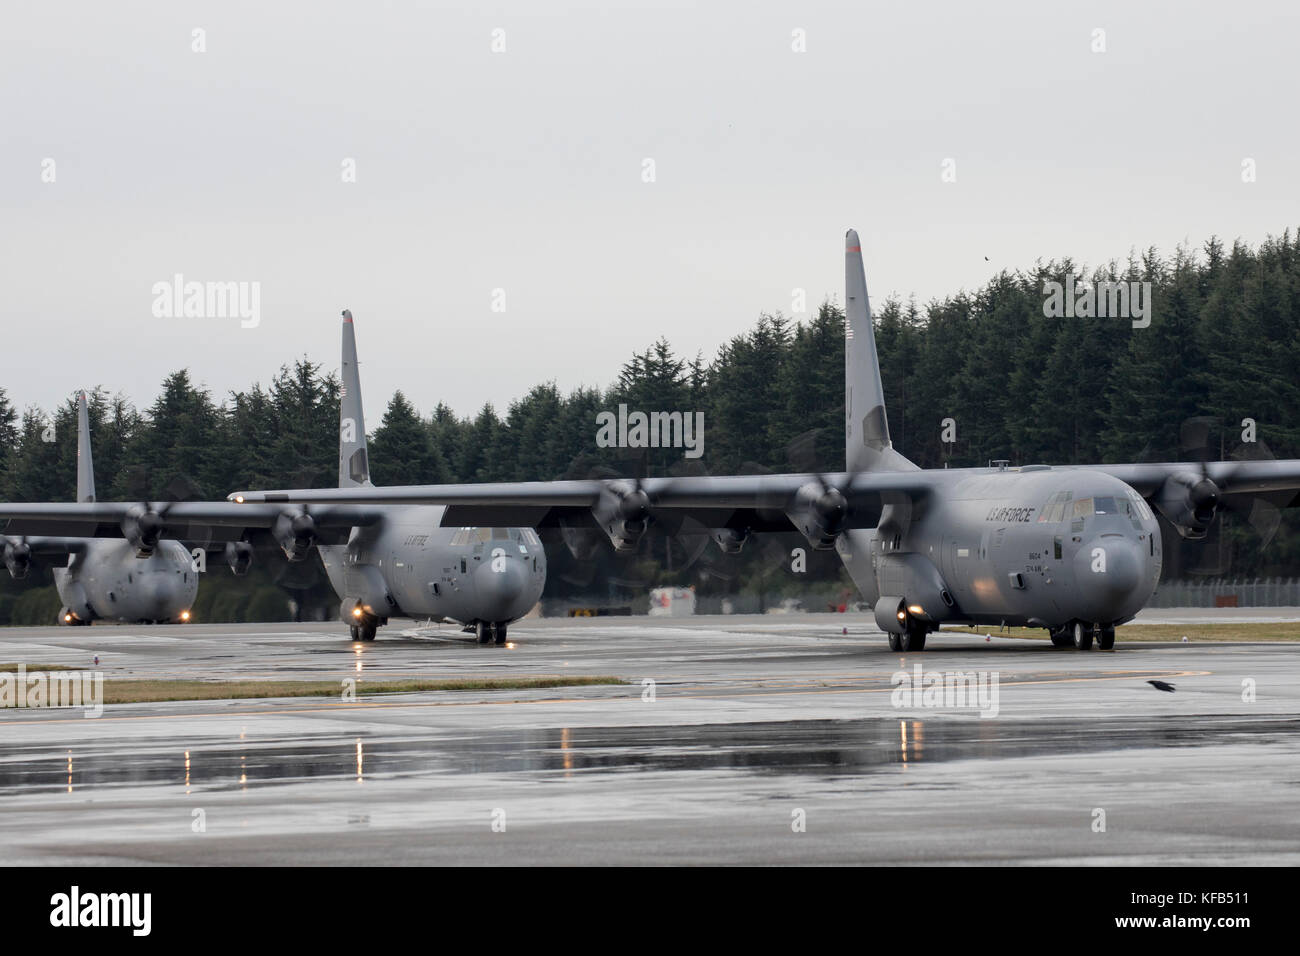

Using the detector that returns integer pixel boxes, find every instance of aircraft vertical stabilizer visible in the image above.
[339,310,372,488]
[844,230,917,473]
[76,390,96,503]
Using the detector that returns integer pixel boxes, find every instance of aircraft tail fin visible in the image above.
[75,390,96,503]
[339,310,372,488]
[844,230,917,473]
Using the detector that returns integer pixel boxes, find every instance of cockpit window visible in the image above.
[492,528,510,540]
[1092,496,1118,514]
[1072,497,1093,519]
[1038,491,1073,523]
[1128,491,1153,521]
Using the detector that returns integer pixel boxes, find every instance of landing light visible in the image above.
[234,495,244,504]
[897,610,906,621]
[908,604,924,616]
[352,606,363,618]
[63,613,72,623]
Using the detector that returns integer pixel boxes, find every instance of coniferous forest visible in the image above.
[3,231,1300,623]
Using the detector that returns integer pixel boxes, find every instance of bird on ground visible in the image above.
[1147,680,1176,693]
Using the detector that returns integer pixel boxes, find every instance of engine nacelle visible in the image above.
[592,481,651,552]
[273,511,318,561]
[224,541,254,575]
[3,540,32,579]
[121,504,165,557]
[1154,472,1219,539]
[787,481,849,550]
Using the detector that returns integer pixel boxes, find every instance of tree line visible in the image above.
[3,229,1299,622]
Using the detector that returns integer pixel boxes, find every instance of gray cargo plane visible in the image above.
[0,314,545,642]
[313,311,546,641]
[227,232,1300,651]
[1,391,197,625]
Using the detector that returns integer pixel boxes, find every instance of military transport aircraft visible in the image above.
[0,315,544,642]
[227,232,1300,651]
[1,391,197,625]
[312,311,546,642]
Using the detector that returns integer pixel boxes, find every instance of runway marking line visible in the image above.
[0,669,1211,725]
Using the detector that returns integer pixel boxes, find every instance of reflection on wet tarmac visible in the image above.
[2,715,1297,796]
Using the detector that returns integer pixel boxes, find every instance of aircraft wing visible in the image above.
[0,501,387,547]
[1066,460,1300,504]
[228,472,936,534]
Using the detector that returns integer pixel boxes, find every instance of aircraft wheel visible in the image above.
[887,632,902,652]
[1050,628,1073,647]
[1072,621,1094,650]
[900,626,927,652]
[349,625,360,641]
[493,622,508,645]
[476,621,492,644]
[1096,625,1116,650]
[361,621,378,641]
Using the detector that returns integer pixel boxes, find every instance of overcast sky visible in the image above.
[3,0,1298,421]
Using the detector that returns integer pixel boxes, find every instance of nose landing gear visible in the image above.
[476,621,509,645]
[889,623,928,652]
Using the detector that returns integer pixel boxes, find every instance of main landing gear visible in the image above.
[1053,621,1116,650]
[476,621,508,645]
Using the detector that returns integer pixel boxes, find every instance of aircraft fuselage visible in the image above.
[839,466,1162,631]
[317,505,547,628]
[54,539,198,624]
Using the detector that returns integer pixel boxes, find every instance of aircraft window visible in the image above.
[1072,497,1093,519]
[1128,492,1153,521]
[1093,496,1118,514]
[1038,491,1072,523]
[492,528,510,540]
[475,528,492,542]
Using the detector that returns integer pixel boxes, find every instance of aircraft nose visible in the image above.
[474,553,528,612]
[1075,537,1146,608]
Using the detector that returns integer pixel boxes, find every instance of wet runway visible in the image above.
[2,613,1299,864]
